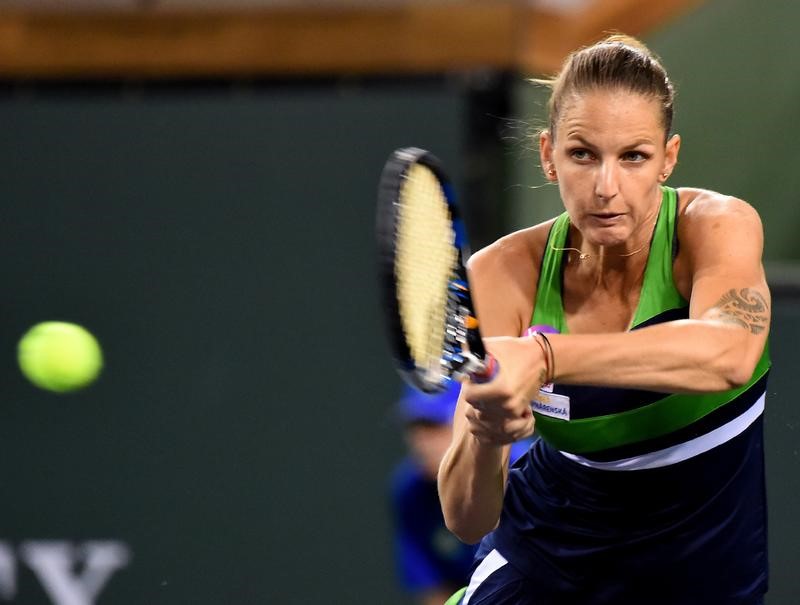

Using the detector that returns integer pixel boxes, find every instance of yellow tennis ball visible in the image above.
[17,321,104,393]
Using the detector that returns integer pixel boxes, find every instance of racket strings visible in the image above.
[394,163,458,377]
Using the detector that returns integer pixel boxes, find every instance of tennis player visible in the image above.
[438,35,770,605]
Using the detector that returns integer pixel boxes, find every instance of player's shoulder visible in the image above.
[467,218,557,281]
[677,187,761,225]
[466,218,557,336]
[674,187,764,276]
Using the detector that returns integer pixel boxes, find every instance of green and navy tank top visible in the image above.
[529,186,770,470]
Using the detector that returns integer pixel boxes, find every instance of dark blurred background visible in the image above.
[0,1,797,603]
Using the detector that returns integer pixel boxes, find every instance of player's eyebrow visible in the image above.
[565,133,657,148]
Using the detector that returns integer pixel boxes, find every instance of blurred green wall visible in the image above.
[0,81,472,604]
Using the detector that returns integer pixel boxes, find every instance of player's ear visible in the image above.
[539,130,557,182]
[661,133,681,181]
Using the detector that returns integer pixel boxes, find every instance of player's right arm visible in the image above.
[438,224,549,544]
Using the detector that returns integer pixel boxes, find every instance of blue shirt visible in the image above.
[390,439,533,592]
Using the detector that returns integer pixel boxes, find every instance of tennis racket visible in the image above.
[376,147,496,394]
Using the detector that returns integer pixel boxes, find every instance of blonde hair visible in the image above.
[533,34,675,140]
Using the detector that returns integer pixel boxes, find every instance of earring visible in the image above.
[547,167,556,178]
[661,172,670,180]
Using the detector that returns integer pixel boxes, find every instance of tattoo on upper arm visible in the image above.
[707,288,769,335]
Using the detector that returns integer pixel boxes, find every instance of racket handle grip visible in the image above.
[470,355,498,383]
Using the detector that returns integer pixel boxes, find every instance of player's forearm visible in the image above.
[549,319,763,393]
[437,435,506,544]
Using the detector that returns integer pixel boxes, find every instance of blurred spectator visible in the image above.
[389,381,531,605]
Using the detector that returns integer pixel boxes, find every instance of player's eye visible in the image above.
[621,150,649,162]
[569,148,594,161]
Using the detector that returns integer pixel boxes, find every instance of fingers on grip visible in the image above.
[470,354,498,384]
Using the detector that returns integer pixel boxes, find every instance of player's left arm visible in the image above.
[681,191,770,385]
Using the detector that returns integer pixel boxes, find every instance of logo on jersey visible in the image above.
[531,389,570,420]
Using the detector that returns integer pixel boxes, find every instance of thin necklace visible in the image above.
[550,214,658,261]
[551,238,650,261]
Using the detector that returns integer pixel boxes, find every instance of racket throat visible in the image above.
[449,351,487,382]
[444,279,491,381]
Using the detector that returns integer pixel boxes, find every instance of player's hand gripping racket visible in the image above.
[376,147,497,394]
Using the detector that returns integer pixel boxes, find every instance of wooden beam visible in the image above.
[519,0,706,74]
[0,5,518,78]
[0,1,704,79]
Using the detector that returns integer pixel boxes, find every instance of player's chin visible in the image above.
[585,228,630,249]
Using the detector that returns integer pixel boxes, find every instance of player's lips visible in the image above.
[587,212,624,224]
